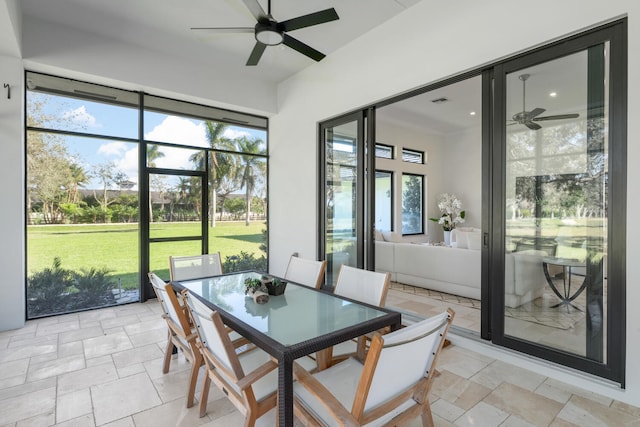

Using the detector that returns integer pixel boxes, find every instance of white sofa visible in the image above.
[375,230,547,308]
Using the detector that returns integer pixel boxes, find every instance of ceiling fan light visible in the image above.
[256,27,283,46]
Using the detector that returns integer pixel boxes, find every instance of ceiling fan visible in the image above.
[191,0,339,66]
[510,73,580,130]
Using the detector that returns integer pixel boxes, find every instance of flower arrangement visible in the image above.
[429,193,466,231]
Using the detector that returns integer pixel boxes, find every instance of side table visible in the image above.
[541,256,587,311]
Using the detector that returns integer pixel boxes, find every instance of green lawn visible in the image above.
[27,221,266,289]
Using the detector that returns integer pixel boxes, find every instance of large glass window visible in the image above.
[26,76,141,318]
[401,173,424,234]
[26,72,268,318]
[375,171,393,231]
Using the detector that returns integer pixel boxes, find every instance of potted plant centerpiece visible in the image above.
[244,277,269,304]
[259,275,288,296]
[429,193,465,246]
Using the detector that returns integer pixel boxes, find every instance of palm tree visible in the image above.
[147,144,166,221]
[235,136,266,226]
[190,121,237,226]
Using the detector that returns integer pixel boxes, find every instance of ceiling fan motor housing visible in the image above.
[255,20,283,45]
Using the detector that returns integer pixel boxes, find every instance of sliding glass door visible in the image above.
[492,22,626,383]
[319,111,374,287]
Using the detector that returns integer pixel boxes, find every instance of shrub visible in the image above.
[223,251,267,273]
[73,267,116,305]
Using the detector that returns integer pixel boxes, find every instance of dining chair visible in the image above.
[169,252,223,281]
[328,265,391,364]
[147,272,202,408]
[284,254,327,289]
[183,291,279,424]
[292,308,455,427]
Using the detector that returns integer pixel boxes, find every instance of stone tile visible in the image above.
[556,394,640,426]
[436,347,492,380]
[431,397,466,422]
[91,372,162,425]
[131,397,211,427]
[57,362,119,395]
[611,400,640,417]
[432,369,492,410]
[0,386,56,425]
[100,314,140,331]
[454,401,509,427]
[534,380,573,404]
[26,354,85,382]
[0,377,56,402]
[128,328,167,348]
[470,360,546,391]
[14,410,55,427]
[123,318,166,337]
[58,341,84,358]
[54,414,94,427]
[56,389,92,423]
[35,319,79,336]
[111,344,163,369]
[85,355,113,368]
[144,355,190,380]
[8,333,57,349]
[83,331,132,360]
[0,375,26,391]
[0,343,57,364]
[543,378,614,407]
[59,325,104,344]
[0,359,29,382]
[101,417,135,427]
[483,382,563,426]
[501,415,538,427]
[117,362,147,378]
[151,364,201,403]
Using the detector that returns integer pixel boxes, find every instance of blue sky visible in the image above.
[32,93,267,190]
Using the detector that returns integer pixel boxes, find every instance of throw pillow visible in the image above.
[374,229,384,241]
[455,230,469,249]
[468,230,482,250]
[382,231,403,243]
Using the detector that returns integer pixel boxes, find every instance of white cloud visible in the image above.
[144,116,210,170]
[116,146,139,186]
[63,105,99,128]
[98,141,128,156]
[223,128,251,139]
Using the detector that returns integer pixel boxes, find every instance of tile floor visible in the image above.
[1,300,638,427]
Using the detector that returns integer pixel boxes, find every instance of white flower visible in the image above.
[430,193,465,231]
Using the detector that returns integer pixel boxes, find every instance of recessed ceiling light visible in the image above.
[549,92,557,97]
[469,111,476,116]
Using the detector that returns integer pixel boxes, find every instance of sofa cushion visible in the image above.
[382,231,403,243]
[374,229,384,241]
[454,230,469,249]
[467,230,481,250]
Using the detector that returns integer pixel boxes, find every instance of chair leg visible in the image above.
[186,353,201,408]
[199,374,212,418]
[162,332,174,374]
[421,404,435,427]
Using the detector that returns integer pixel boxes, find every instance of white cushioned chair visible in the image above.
[148,272,202,408]
[284,255,327,289]
[328,265,391,365]
[183,291,279,424]
[169,252,223,281]
[293,309,454,427]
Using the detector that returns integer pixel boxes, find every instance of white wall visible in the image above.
[0,54,25,331]
[270,0,639,405]
[21,17,277,116]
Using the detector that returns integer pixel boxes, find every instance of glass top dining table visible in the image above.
[172,270,402,427]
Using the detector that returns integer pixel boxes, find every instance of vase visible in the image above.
[443,230,451,246]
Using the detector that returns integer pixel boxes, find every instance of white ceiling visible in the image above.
[19,0,420,85]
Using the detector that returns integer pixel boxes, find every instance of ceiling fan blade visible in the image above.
[528,107,546,118]
[524,121,542,130]
[534,113,580,121]
[241,0,267,21]
[280,8,339,32]
[283,34,325,61]
[246,42,267,66]
[190,27,254,34]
